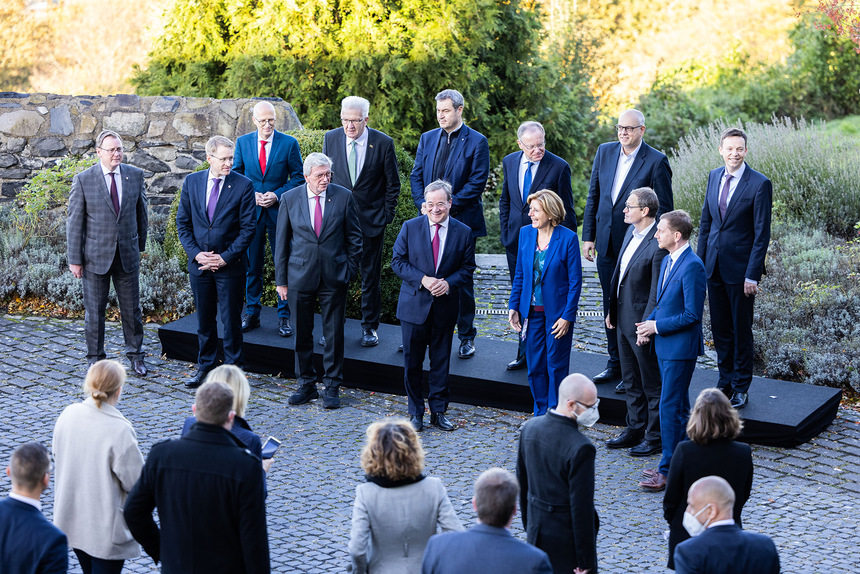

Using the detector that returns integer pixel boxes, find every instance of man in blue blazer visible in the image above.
[583,109,673,387]
[393,180,476,431]
[410,89,489,359]
[698,128,772,410]
[635,210,705,491]
[499,121,577,370]
[674,476,780,574]
[176,136,256,388]
[422,468,552,574]
[233,101,304,337]
[0,442,68,574]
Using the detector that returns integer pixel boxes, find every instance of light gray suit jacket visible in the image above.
[67,162,148,275]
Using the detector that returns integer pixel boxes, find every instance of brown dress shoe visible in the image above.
[638,472,667,491]
[641,467,660,478]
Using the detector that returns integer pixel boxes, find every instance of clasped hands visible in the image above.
[256,191,278,208]
[634,319,657,346]
[195,251,226,272]
[421,275,449,297]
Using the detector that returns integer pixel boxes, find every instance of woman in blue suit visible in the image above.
[509,189,582,415]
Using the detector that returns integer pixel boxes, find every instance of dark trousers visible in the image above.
[657,358,696,475]
[457,236,477,341]
[190,270,244,369]
[525,309,573,416]
[245,214,290,320]
[359,232,384,330]
[401,305,455,415]
[617,326,662,441]
[290,281,347,388]
[596,254,620,371]
[82,249,144,363]
[505,245,527,360]
[707,261,756,393]
[73,549,124,574]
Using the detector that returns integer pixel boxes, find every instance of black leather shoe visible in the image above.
[398,344,403,352]
[629,438,662,457]
[458,339,475,359]
[593,368,621,383]
[717,385,733,398]
[185,369,209,389]
[289,383,319,405]
[410,415,424,432]
[322,386,340,409]
[131,359,148,377]
[506,354,527,371]
[361,329,379,347]
[241,313,261,332]
[430,412,456,431]
[319,335,326,347]
[615,380,626,394]
[730,391,749,409]
[278,318,293,337]
[606,429,643,449]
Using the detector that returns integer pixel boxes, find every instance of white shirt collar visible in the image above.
[724,162,745,182]
[670,242,690,262]
[620,141,642,160]
[257,131,273,144]
[429,215,449,229]
[100,162,119,176]
[348,128,369,147]
[632,220,655,240]
[708,518,735,529]
[307,187,326,200]
[9,492,41,511]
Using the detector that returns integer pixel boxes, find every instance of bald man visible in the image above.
[674,476,779,574]
[234,100,305,337]
[517,374,599,574]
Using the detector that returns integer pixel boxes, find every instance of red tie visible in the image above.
[314,195,323,237]
[432,223,440,269]
[108,172,120,215]
[259,141,267,175]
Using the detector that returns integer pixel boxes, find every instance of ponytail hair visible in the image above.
[83,360,125,408]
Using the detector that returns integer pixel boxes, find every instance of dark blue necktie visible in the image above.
[522,161,534,204]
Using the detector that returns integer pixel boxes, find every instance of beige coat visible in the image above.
[52,397,144,559]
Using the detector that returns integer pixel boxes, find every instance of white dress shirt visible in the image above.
[428,216,450,273]
[610,142,641,204]
[257,134,272,166]
[617,221,655,295]
[9,492,41,511]
[205,172,224,206]
[307,188,327,227]
[519,157,541,195]
[101,163,123,206]
[720,163,746,207]
[654,241,690,335]
[345,128,369,180]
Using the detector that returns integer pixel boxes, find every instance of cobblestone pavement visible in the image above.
[1,315,858,573]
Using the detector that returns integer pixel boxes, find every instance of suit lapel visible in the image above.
[318,188,336,237]
[330,132,347,183]
[623,225,658,282]
[541,227,562,277]
[264,132,281,181]
[356,129,376,186]
[508,152,526,213]
[296,185,313,234]
[658,248,689,301]
[615,145,647,206]
[210,172,232,223]
[721,165,749,226]
[530,156,551,195]
[93,165,118,219]
[445,125,468,178]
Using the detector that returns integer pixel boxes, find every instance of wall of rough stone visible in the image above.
[0,92,303,208]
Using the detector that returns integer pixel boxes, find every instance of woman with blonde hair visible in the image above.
[348,419,463,573]
[53,360,145,574]
[662,388,754,569]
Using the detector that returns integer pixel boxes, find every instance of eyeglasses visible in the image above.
[521,141,546,151]
[576,398,600,409]
[425,202,450,210]
[623,203,644,210]
[341,118,366,126]
[98,147,123,155]
[616,125,643,133]
[310,171,333,181]
[209,155,234,164]
[254,118,276,125]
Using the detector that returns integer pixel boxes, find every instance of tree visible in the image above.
[0,0,52,91]
[814,1,860,52]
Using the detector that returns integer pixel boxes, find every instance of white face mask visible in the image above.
[682,503,712,537]
[574,400,600,427]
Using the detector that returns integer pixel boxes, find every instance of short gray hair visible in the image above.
[619,108,645,127]
[424,179,452,201]
[630,187,659,217]
[435,89,464,109]
[96,130,123,149]
[517,121,545,140]
[205,135,234,156]
[303,152,334,177]
[341,96,370,117]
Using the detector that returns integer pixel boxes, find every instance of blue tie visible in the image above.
[662,256,674,291]
[522,161,534,204]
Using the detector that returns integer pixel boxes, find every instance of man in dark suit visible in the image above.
[0,442,67,574]
[410,89,489,359]
[124,381,269,573]
[499,121,577,370]
[605,187,667,457]
[583,109,673,388]
[697,128,772,410]
[422,467,552,574]
[67,129,149,376]
[517,374,599,574]
[275,153,362,409]
[233,101,304,338]
[635,210,706,491]
[674,476,779,574]
[392,180,476,432]
[176,135,256,388]
[323,96,401,347]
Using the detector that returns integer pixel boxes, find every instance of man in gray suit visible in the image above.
[275,153,362,409]
[67,130,149,376]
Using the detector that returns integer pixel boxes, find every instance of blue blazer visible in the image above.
[697,164,772,284]
[410,124,490,238]
[392,215,476,325]
[421,523,553,574]
[674,523,780,574]
[646,246,706,360]
[232,130,305,223]
[582,141,673,259]
[175,170,256,277]
[498,150,577,248]
[0,497,68,574]
[509,225,582,324]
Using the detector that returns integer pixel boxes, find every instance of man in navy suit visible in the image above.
[176,136,256,388]
[323,96,401,347]
[422,468,552,574]
[674,476,780,574]
[233,101,304,338]
[583,109,673,388]
[635,210,705,491]
[698,128,772,410]
[392,180,476,431]
[275,153,363,409]
[410,89,489,359]
[0,442,67,574]
[499,121,577,370]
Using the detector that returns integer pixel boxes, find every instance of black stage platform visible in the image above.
[159,308,841,447]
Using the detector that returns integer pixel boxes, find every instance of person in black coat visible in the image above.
[662,388,753,569]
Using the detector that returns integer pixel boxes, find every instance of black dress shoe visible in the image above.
[629,438,662,457]
[319,335,326,347]
[185,369,209,389]
[398,344,403,352]
[131,359,148,377]
[430,412,456,431]
[278,318,293,337]
[361,329,379,347]
[322,386,340,409]
[410,415,424,432]
[730,391,749,409]
[593,367,621,383]
[458,339,475,359]
[615,380,626,394]
[506,354,527,371]
[606,429,643,449]
[289,383,319,405]
[717,385,733,398]
[241,313,261,332]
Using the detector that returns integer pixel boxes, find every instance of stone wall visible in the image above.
[0,92,303,207]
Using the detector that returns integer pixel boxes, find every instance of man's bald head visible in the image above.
[253,101,276,117]
[557,373,597,417]
[688,476,735,518]
[252,101,277,137]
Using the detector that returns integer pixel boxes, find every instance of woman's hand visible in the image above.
[551,318,571,339]
[508,309,522,332]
